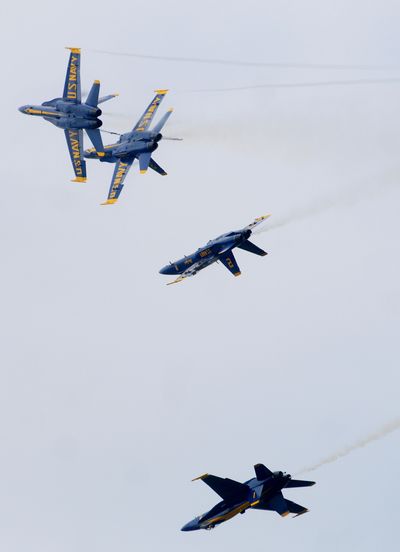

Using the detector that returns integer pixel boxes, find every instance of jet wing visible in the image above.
[101,158,135,205]
[166,264,199,285]
[63,47,81,103]
[218,250,241,277]
[132,90,169,132]
[64,129,87,182]
[192,474,248,503]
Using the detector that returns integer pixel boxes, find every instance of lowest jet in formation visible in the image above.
[160,215,270,284]
[182,463,315,531]
[84,90,174,204]
[19,48,118,182]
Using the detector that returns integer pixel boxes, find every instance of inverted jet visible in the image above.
[84,89,174,204]
[160,215,270,284]
[182,463,315,531]
[19,47,118,182]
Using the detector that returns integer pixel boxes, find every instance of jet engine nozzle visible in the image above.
[154,133,163,142]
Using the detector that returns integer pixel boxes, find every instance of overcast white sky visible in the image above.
[1,1,399,551]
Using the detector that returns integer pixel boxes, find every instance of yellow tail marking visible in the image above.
[101,199,117,205]
[71,177,87,183]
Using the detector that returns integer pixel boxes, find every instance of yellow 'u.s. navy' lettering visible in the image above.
[67,129,84,176]
[66,56,78,99]
[109,161,129,199]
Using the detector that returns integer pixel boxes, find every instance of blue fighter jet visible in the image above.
[19,47,118,182]
[160,215,270,284]
[84,89,174,204]
[182,463,315,531]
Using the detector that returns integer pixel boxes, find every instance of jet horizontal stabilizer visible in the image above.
[149,157,167,176]
[285,499,309,517]
[218,250,241,277]
[237,239,267,256]
[98,93,119,104]
[285,479,315,488]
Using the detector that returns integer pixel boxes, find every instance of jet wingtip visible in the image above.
[101,199,117,205]
[65,47,81,54]
[192,473,208,482]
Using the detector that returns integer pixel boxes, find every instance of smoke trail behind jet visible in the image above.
[184,78,400,93]
[254,168,400,235]
[88,49,399,71]
[297,418,400,475]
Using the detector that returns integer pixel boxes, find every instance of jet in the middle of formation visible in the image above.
[160,215,270,284]
[84,90,174,204]
[182,463,315,531]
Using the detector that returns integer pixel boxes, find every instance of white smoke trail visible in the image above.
[87,49,396,71]
[254,168,400,235]
[297,418,400,475]
[183,78,400,93]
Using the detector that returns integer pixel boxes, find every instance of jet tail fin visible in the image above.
[85,128,105,156]
[237,240,267,257]
[85,80,101,107]
[254,463,273,480]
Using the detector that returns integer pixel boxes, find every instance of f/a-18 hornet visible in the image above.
[160,215,270,284]
[84,89,175,204]
[182,463,315,531]
[19,47,118,182]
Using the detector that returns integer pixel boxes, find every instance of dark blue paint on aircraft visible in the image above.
[84,90,174,204]
[182,463,315,531]
[18,47,118,182]
[160,215,270,284]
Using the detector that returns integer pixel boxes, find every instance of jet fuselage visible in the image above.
[159,229,251,277]
[182,471,291,531]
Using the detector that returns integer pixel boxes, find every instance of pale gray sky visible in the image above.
[1,2,399,551]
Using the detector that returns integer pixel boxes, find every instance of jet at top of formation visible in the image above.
[19,47,118,182]
[159,215,270,284]
[182,463,315,531]
[84,89,175,204]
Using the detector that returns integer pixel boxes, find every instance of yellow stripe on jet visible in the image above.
[206,502,250,526]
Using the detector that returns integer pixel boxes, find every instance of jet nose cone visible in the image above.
[18,105,29,113]
[181,519,198,532]
[159,265,172,275]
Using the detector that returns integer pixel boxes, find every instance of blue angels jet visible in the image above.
[182,463,315,531]
[160,215,270,284]
[19,47,118,182]
[84,89,174,204]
